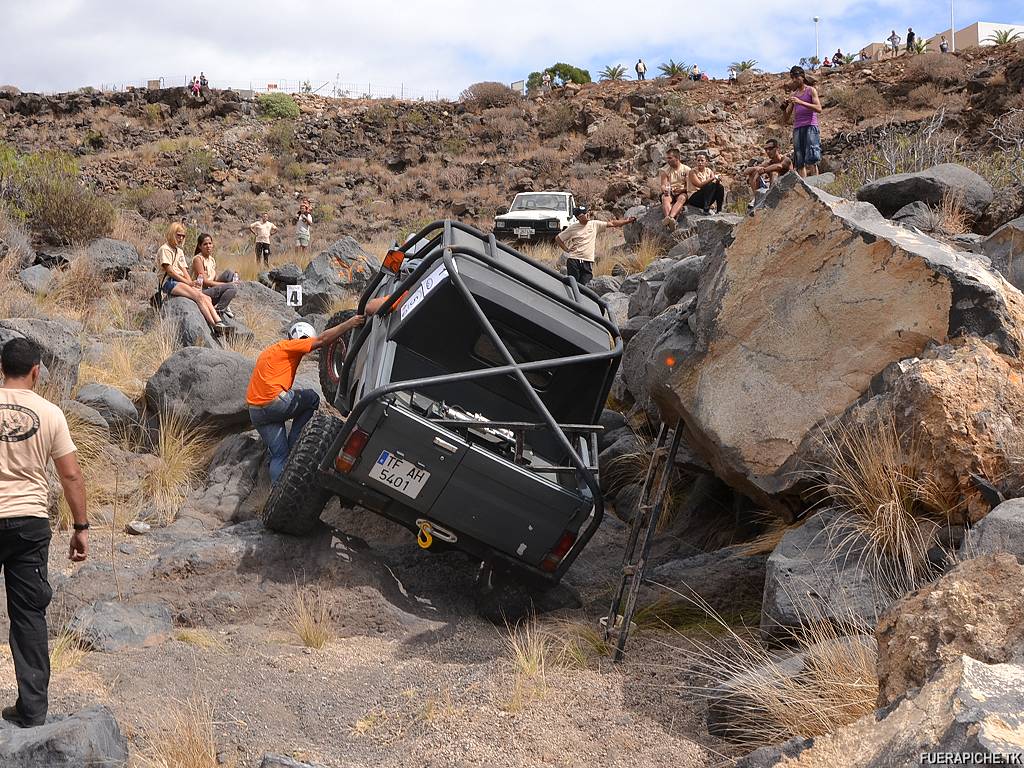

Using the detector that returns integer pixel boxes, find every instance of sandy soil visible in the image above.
[0,506,726,767]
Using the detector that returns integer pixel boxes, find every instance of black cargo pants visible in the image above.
[0,516,53,725]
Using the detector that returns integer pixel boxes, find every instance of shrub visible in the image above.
[665,95,698,127]
[736,69,755,85]
[586,119,633,157]
[266,120,295,155]
[83,130,104,151]
[282,161,310,181]
[143,103,163,125]
[903,53,969,85]
[257,92,300,119]
[122,186,176,219]
[907,83,945,109]
[474,107,528,144]
[0,145,114,245]
[178,147,214,186]
[833,85,887,122]
[460,81,521,110]
[538,102,577,137]
[527,63,592,90]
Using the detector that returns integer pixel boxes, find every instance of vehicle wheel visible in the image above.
[318,309,357,405]
[259,411,344,536]
[473,563,535,624]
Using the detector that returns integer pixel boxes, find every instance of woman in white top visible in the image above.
[192,233,238,318]
[157,222,228,333]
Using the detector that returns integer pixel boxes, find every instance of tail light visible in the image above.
[540,531,577,573]
[335,427,370,473]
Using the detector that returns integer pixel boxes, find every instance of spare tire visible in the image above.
[260,410,344,536]
[318,309,357,405]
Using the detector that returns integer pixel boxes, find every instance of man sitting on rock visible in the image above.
[658,148,691,229]
[246,303,385,483]
[554,206,635,286]
[745,138,793,210]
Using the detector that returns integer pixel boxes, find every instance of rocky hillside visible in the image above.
[2,44,1023,253]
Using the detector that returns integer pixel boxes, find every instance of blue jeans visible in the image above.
[792,125,821,169]
[248,388,320,484]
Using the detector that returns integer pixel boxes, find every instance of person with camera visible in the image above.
[0,338,88,728]
[295,200,314,253]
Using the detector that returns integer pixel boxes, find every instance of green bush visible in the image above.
[257,92,300,119]
[527,63,592,91]
[538,102,577,137]
[459,82,521,110]
[179,147,215,186]
[0,143,114,245]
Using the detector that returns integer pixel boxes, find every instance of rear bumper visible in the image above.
[316,467,568,586]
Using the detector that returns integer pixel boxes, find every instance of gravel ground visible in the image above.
[0,507,724,767]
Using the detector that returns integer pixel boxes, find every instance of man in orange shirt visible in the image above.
[248,313,370,483]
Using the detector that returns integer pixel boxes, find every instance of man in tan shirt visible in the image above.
[659,148,691,228]
[554,206,636,286]
[0,338,88,728]
[250,213,278,266]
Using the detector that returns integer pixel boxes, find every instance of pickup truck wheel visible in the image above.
[473,564,535,624]
[318,309,357,405]
[259,410,344,536]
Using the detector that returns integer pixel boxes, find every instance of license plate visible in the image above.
[369,451,430,499]
[514,227,535,238]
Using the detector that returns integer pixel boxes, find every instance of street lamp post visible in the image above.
[950,0,956,52]
[813,17,820,62]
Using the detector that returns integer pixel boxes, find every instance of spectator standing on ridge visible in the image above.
[554,206,635,286]
[745,138,793,210]
[295,200,313,252]
[686,152,725,215]
[940,36,950,53]
[783,65,822,178]
[190,77,201,97]
[192,233,238,319]
[158,222,228,333]
[248,310,388,483]
[199,71,208,88]
[906,28,916,54]
[250,213,278,266]
[541,72,552,93]
[659,148,691,229]
[635,59,647,81]
[887,30,901,57]
[0,338,88,729]
[690,64,701,81]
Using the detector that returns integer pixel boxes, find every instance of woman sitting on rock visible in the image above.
[192,233,238,319]
[158,222,228,334]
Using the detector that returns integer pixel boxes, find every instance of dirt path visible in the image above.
[1,508,720,767]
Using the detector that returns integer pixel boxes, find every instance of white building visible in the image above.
[927,21,1024,51]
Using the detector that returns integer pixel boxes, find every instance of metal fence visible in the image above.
[93,75,447,101]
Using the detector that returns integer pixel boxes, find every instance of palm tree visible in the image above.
[912,38,929,54]
[985,28,1023,46]
[658,59,688,77]
[841,53,857,65]
[730,60,759,73]
[599,65,629,81]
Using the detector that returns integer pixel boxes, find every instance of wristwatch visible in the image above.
[73,522,90,531]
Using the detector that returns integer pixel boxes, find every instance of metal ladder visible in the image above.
[602,419,684,662]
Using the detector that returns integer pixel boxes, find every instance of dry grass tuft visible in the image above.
[175,629,222,649]
[49,630,88,674]
[812,414,958,597]
[597,234,661,277]
[79,320,178,399]
[53,406,119,529]
[937,189,969,235]
[546,619,610,669]
[138,697,219,768]
[141,411,215,525]
[676,589,878,748]
[290,585,332,649]
[501,617,550,711]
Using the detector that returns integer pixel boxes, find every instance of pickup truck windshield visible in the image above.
[510,194,567,212]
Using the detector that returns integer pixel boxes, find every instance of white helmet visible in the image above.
[288,321,316,340]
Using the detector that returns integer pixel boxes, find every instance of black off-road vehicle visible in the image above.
[259,220,621,613]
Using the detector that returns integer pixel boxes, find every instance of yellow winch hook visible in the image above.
[417,521,433,549]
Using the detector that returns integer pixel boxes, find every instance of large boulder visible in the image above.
[17,264,53,295]
[648,545,768,618]
[875,553,1024,707]
[856,163,994,218]
[652,174,1024,514]
[762,508,893,638]
[77,238,142,279]
[184,431,268,523]
[232,280,299,329]
[0,705,128,767]
[621,305,695,420]
[75,383,139,433]
[160,296,218,348]
[298,237,381,316]
[981,214,1024,290]
[961,498,1024,562]
[68,600,172,652]
[0,318,82,387]
[623,205,741,260]
[144,347,255,432]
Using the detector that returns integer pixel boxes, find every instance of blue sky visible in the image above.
[2,0,1022,96]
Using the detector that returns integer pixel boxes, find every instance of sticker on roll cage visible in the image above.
[400,263,451,321]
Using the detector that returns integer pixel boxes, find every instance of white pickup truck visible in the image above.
[493,191,578,242]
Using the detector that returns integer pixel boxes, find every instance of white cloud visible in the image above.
[1,0,1018,95]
